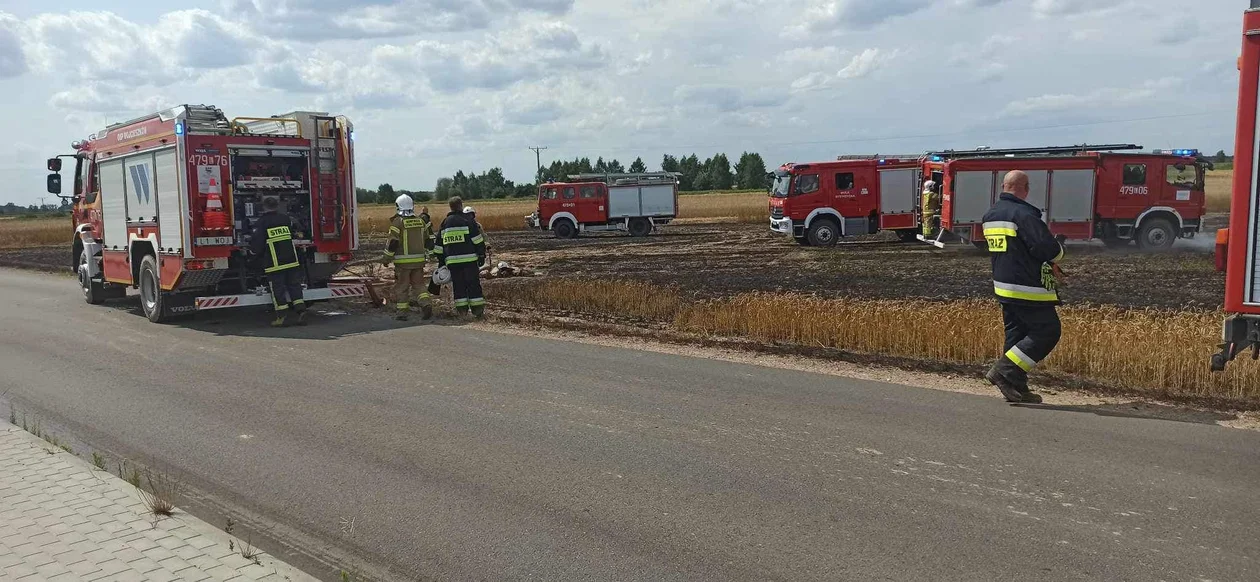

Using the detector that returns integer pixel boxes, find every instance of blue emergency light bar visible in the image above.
[1154,148,1199,156]
[174,122,184,136]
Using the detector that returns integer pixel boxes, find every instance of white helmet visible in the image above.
[431,265,451,286]
[395,194,415,217]
[922,180,936,191]
[463,205,475,215]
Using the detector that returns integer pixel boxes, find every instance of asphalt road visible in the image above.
[2,268,1258,582]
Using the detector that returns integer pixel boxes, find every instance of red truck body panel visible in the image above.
[1226,7,1260,316]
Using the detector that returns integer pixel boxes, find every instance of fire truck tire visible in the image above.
[806,219,840,247]
[794,236,812,246]
[553,219,577,239]
[79,249,105,305]
[1136,219,1176,251]
[628,218,652,237]
[138,255,167,323]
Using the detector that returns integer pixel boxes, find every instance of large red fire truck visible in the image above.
[526,172,680,238]
[45,105,365,323]
[920,144,1209,251]
[1211,1,1260,370]
[768,156,924,246]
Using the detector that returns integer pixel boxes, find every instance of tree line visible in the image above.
[354,152,774,205]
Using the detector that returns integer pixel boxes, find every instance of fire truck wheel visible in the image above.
[553,219,577,239]
[628,218,652,237]
[806,219,840,247]
[1136,219,1176,251]
[79,249,105,305]
[138,255,166,323]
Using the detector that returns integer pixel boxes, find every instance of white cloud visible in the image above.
[221,0,575,39]
[1002,77,1184,116]
[796,0,933,32]
[838,48,896,79]
[0,13,26,79]
[1032,0,1124,18]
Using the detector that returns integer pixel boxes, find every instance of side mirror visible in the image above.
[47,158,62,172]
[47,174,62,195]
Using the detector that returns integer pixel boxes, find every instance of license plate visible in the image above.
[195,236,233,246]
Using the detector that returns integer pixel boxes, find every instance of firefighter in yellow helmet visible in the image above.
[921,179,940,238]
[382,194,434,321]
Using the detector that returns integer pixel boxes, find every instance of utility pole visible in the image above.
[528,146,548,183]
[38,197,46,209]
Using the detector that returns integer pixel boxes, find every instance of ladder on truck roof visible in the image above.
[566,172,681,186]
[928,143,1142,160]
[182,105,232,134]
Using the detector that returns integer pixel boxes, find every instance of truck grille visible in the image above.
[771,207,784,219]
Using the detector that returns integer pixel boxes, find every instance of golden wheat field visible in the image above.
[0,217,69,249]
[498,278,1260,407]
[1205,169,1231,213]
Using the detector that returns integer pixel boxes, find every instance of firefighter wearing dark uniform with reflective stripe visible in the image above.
[382,194,434,321]
[981,170,1066,404]
[249,196,306,327]
[433,197,487,317]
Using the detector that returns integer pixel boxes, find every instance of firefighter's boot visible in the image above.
[395,302,410,321]
[270,313,288,328]
[294,306,309,326]
[471,305,485,319]
[986,359,1042,404]
[421,305,434,320]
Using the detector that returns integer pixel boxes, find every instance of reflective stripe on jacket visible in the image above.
[249,211,301,273]
[433,212,486,267]
[981,193,1065,306]
[385,215,432,265]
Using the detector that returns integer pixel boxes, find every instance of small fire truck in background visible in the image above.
[526,172,680,238]
[920,144,1209,251]
[1211,1,1260,371]
[768,156,923,247]
[46,105,365,323]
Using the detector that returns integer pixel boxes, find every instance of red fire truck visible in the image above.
[1211,1,1260,370]
[45,105,365,323]
[526,172,680,238]
[768,156,924,246]
[921,144,1209,251]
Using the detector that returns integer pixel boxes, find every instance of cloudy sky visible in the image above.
[0,0,1242,205]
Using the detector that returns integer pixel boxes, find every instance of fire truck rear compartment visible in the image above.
[229,149,314,245]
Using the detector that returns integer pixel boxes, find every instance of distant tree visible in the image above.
[707,153,734,190]
[734,152,769,190]
[677,154,701,191]
[1214,150,1230,163]
[515,183,538,198]
[375,183,396,205]
[434,177,454,201]
[413,191,433,202]
[629,157,647,173]
[355,187,376,204]
[606,158,626,173]
[661,154,679,174]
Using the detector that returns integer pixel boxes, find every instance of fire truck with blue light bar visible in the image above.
[45,105,365,323]
[919,144,1209,251]
[1210,1,1260,371]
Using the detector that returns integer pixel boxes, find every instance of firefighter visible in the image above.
[382,194,434,321]
[981,170,1066,404]
[921,180,939,238]
[464,206,491,274]
[249,196,306,327]
[434,197,487,318]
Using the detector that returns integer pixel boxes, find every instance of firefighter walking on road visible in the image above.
[249,196,307,327]
[981,170,1066,404]
[434,197,487,318]
[382,194,434,321]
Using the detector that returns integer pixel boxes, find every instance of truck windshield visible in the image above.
[771,174,792,198]
[1166,164,1203,189]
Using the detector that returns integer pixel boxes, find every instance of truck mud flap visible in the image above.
[194,284,367,311]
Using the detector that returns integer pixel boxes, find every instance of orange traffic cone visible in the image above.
[203,192,231,231]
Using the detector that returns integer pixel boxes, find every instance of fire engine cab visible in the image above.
[1212,1,1260,370]
[526,172,679,238]
[921,144,1208,251]
[45,105,365,323]
[768,156,923,246]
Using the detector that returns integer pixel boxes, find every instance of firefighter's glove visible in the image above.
[1040,263,1059,291]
